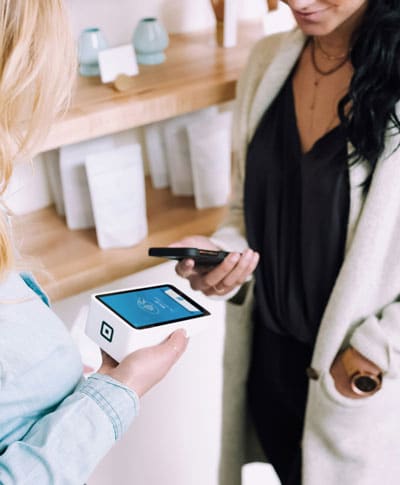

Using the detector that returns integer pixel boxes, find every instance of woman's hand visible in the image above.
[98,329,188,397]
[330,347,382,399]
[170,236,259,297]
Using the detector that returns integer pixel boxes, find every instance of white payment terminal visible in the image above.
[85,283,211,362]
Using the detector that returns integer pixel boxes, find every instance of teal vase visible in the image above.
[133,18,169,65]
[78,28,108,77]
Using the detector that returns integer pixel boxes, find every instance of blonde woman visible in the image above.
[0,2,187,483]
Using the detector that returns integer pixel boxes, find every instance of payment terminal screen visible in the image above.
[96,285,209,329]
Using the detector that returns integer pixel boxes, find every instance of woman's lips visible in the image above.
[293,8,329,22]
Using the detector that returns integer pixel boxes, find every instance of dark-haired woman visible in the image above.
[172,1,400,484]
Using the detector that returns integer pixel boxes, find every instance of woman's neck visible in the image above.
[315,2,368,56]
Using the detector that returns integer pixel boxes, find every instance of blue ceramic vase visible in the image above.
[133,18,169,65]
[78,27,108,77]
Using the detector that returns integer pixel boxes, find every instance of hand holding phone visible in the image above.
[148,247,230,267]
[152,236,260,299]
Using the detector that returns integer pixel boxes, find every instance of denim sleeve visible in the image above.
[0,373,139,485]
[19,272,51,307]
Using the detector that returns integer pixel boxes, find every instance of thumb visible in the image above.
[159,329,189,365]
[131,329,189,397]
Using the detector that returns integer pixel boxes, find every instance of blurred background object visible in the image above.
[133,17,169,65]
[78,27,108,76]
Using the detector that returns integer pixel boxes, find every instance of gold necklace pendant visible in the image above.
[310,75,322,112]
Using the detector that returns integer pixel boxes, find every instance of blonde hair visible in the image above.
[0,0,76,276]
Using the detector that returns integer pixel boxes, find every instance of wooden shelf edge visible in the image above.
[15,179,227,301]
[42,21,264,151]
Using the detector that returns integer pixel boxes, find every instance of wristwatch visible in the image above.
[341,347,383,396]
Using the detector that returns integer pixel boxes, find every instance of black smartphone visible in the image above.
[148,247,230,267]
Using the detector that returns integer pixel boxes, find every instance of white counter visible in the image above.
[53,261,226,485]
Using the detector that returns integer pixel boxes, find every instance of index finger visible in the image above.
[200,252,241,287]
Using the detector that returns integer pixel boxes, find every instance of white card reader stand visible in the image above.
[85,283,211,362]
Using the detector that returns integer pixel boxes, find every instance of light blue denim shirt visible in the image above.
[0,272,140,484]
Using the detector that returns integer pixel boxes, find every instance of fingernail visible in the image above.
[230,253,240,264]
[180,259,192,269]
[174,328,188,338]
[244,249,253,260]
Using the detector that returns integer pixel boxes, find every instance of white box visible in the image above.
[223,0,238,48]
[60,135,115,230]
[163,107,218,196]
[187,111,232,209]
[144,122,169,189]
[43,149,65,216]
[85,143,148,249]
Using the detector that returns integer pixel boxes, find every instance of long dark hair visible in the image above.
[338,0,400,176]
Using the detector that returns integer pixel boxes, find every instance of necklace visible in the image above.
[310,38,350,76]
[310,72,321,112]
[314,37,348,61]
[308,39,350,132]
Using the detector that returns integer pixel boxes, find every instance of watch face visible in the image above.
[352,373,382,395]
[354,375,378,392]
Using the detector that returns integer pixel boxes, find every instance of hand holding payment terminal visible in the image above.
[85,284,211,362]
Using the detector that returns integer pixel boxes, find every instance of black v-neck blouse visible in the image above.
[244,73,350,345]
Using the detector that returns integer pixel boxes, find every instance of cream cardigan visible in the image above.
[213,28,400,485]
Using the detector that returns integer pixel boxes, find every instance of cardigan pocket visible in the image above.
[303,372,400,485]
[320,370,382,408]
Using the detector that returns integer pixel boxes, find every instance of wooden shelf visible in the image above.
[15,178,227,301]
[42,21,264,151]
[16,22,264,301]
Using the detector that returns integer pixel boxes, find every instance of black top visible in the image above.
[244,73,350,345]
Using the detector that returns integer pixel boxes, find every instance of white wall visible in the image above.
[66,0,267,43]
